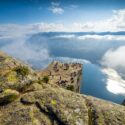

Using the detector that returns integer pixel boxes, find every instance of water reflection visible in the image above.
[81,63,125,104]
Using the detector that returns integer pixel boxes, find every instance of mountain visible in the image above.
[0,52,125,125]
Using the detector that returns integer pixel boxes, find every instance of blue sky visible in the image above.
[0,0,125,32]
[0,0,125,24]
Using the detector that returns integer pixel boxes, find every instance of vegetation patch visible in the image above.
[42,76,49,83]
[14,66,30,78]
[6,71,18,83]
[66,85,74,91]
[51,100,57,105]
[0,89,19,105]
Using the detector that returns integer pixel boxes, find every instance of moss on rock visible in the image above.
[0,89,19,104]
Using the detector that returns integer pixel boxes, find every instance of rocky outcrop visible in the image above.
[0,52,125,125]
[37,61,82,92]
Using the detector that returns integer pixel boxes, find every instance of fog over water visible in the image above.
[1,32,125,104]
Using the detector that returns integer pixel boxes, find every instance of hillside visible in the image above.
[0,52,125,125]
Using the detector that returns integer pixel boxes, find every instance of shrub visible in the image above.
[0,89,19,104]
[42,76,49,83]
[14,66,30,78]
[66,85,74,91]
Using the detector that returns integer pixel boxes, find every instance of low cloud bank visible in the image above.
[51,56,91,64]
[54,34,125,41]
[0,25,50,67]
[1,39,49,63]
[101,46,125,75]
[102,68,125,95]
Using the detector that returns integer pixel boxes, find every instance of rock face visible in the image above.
[122,99,125,106]
[0,52,125,125]
[37,61,82,92]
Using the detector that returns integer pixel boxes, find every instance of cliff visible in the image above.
[0,52,125,125]
[37,61,82,92]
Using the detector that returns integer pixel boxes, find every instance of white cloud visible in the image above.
[106,79,125,95]
[102,68,125,95]
[1,39,49,62]
[0,23,64,39]
[101,46,125,75]
[31,22,64,32]
[49,2,64,15]
[77,35,125,41]
[52,34,125,41]
[1,9,125,33]
[0,24,50,67]
[51,56,91,64]
[54,34,75,39]
[50,7,64,14]
[0,24,32,39]
[72,9,125,32]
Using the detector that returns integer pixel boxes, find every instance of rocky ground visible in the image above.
[0,52,125,125]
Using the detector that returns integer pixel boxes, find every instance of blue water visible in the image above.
[81,63,125,104]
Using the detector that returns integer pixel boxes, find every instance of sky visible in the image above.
[0,0,125,32]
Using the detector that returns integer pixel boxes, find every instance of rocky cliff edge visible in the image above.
[0,52,125,125]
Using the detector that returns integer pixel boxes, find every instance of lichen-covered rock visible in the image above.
[21,87,89,125]
[85,96,125,125]
[0,52,38,92]
[0,89,19,104]
[0,52,125,125]
[20,87,125,125]
[0,102,52,125]
[1,86,125,125]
